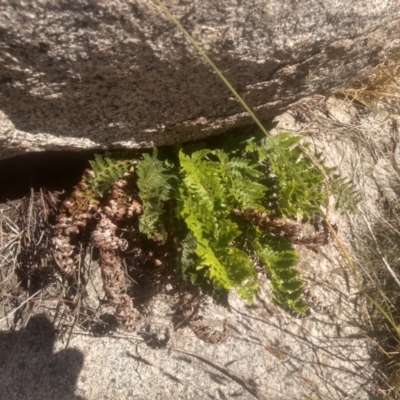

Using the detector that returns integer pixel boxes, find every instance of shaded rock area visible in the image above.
[1,0,400,159]
[0,315,84,400]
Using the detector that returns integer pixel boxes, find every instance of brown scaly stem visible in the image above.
[231,208,334,251]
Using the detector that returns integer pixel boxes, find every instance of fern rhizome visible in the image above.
[54,129,358,316]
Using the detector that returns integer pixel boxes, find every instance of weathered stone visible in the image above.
[0,0,399,159]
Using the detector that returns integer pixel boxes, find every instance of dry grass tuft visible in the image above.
[354,206,400,399]
[0,203,23,330]
[0,190,66,331]
[338,51,400,111]
[337,52,400,399]
[0,207,22,271]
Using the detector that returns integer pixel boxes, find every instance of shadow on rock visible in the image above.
[0,315,84,400]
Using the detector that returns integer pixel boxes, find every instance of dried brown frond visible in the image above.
[93,217,144,332]
[51,162,145,332]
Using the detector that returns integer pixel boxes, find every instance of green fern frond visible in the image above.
[88,152,134,197]
[237,281,260,304]
[258,133,327,218]
[214,150,266,209]
[180,232,198,281]
[251,231,308,314]
[136,149,175,242]
[329,173,361,213]
[177,147,258,297]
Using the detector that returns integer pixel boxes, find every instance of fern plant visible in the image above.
[175,140,310,310]
[84,130,359,314]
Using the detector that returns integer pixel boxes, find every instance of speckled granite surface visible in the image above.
[0,0,399,158]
